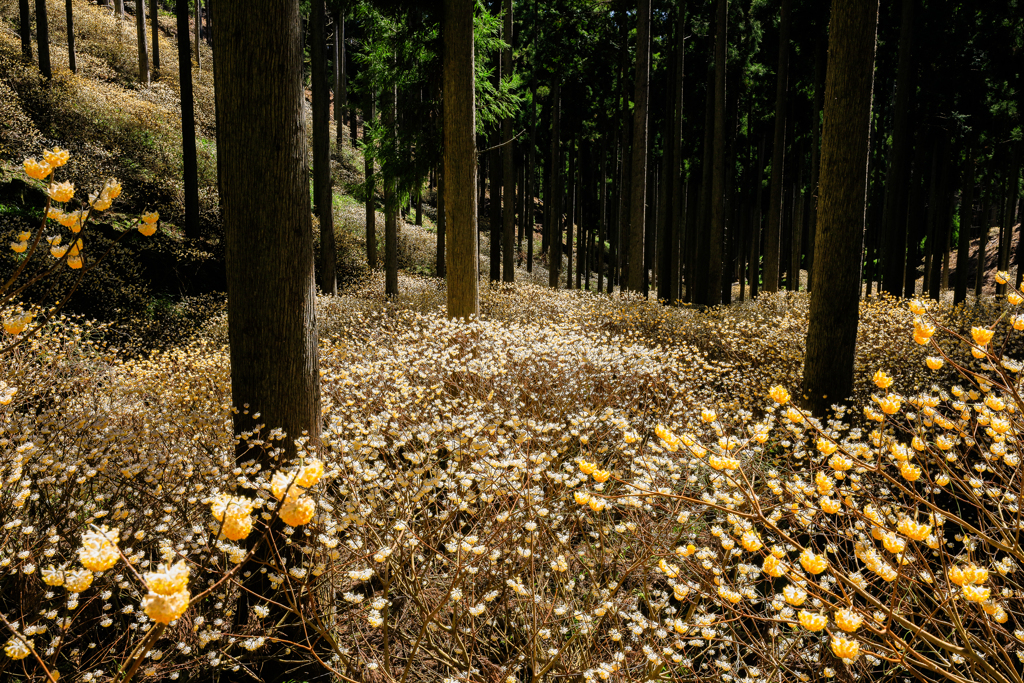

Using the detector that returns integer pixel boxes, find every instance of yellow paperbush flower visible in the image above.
[872,370,893,389]
[925,356,944,370]
[24,157,52,180]
[835,608,863,633]
[79,526,120,572]
[972,326,995,347]
[798,610,827,632]
[831,636,860,660]
[769,385,790,404]
[47,181,75,203]
[799,549,827,575]
[42,147,69,167]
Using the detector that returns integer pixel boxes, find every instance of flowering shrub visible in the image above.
[6,243,1024,683]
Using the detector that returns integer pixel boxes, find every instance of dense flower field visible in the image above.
[4,259,1024,683]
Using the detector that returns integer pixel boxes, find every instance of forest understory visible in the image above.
[3,1,1024,683]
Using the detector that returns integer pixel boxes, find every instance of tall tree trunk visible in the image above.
[566,137,576,288]
[312,0,336,295]
[65,0,76,73]
[177,0,200,238]
[999,150,1021,295]
[437,165,446,278]
[954,145,974,303]
[807,39,825,291]
[501,0,515,282]
[763,0,791,294]
[135,0,149,85]
[114,0,124,19]
[802,0,879,417]
[694,65,715,304]
[527,83,537,273]
[904,146,926,297]
[214,5,321,676]
[790,164,804,291]
[667,2,685,304]
[34,0,50,79]
[365,94,377,268]
[19,0,31,61]
[749,133,767,298]
[385,79,398,298]
[194,0,200,70]
[880,0,915,294]
[444,0,479,318]
[490,142,502,282]
[928,137,952,300]
[976,189,988,297]
[625,0,651,292]
[597,140,607,293]
[708,0,728,305]
[549,83,562,288]
[335,11,346,148]
[150,0,158,71]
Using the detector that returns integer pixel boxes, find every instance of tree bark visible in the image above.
[335,10,346,148]
[625,0,652,292]
[749,133,767,298]
[365,94,377,268]
[134,0,149,85]
[527,83,536,273]
[215,0,321,461]
[694,65,715,304]
[437,165,446,278]
[489,142,502,282]
[194,0,200,70]
[802,0,879,417]
[176,0,200,239]
[150,0,158,71]
[880,0,915,294]
[807,39,825,291]
[667,1,685,304]
[19,0,31,61]
[763,0,791,294]
[501,0,515,282]
[928,137,952,300]
[954,145,974,303]
[708,0,728,305]
[312,0,336,295]
[444,0,479,319]
[548,83,562,288]
[976,190,988,297]
[34,0,50,79]
[385,79,399,298]
[65,0,76,73]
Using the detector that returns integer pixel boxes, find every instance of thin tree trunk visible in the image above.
[150,0,159,71]
[438,165,446,278]
[490,142,502,282]
[763,0,791,294]
[807,39,825,291]
[194,0,200,70]
[385,78,398,298]
[881,0,915,294]
[955,145,974,303]
[335,11,346,148]
[928,137,952,300]
[527,84,536,273]
[34,0,50,79]
[177,0,200,238]
[312,0,336,295]
[19,0,31,61]
[135,0,149,85]
[976,190,988,297]
[904,148,926,297]
[365,94,377,268]
[749,133,767,298]
[668,1,685,304]
[444,0,479,319]
[501,0,515,282]
[695,65,715,304]
[65,0,76,73]
[802,0,879,417]
[549,83,562,288]
[566,137,576,289]
[625,0,652,292]
[708,0,728,305]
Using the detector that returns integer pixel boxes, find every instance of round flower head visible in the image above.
[897,518,931,542]
[798,611,827,632]
[24,157,52,180]
[740,530,762,552]
[769,385,790,404]
[79,526,120,572]
[592,469,611,483]
[41,566,65,587]
[42,147,69,167]
[872,370,893,389]
[655,424,680,450]
[831,636,860,661]
[972,327,995,347]
[763,554,784,578]
[142,588,190,624]
[925,356,944,370]
[996,271,1010,285]
[279,495,315,527]
[271,470,305,502]
[141,211,159,225]
[835,608,863,632]
[4,312,33,335]
[138,223,157,237]
[1009,292,1023,306]
[145,560,190,596]
[220,512,253,541]
[783,584,807,606]
[10,238,27,254]
[64,568,93,593]
[47,181,75,203]
[578,460,597,475]
[4,636,31,660]
[799,549,828,575]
